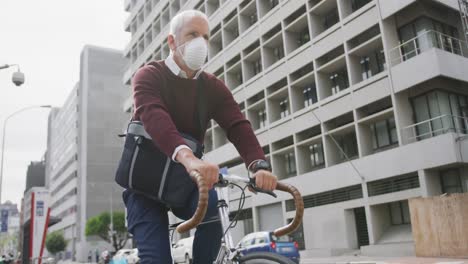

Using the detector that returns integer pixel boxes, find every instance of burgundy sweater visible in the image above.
[132,60,266,167]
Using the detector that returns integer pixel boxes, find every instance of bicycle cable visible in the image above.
[222,183,248,239]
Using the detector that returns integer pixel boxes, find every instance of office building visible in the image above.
[25,160,46,193]
[46,45,129,261]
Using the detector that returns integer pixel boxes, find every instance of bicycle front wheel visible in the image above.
[238,252,296,264]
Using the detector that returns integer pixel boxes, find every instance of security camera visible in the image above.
[12,71,25,86]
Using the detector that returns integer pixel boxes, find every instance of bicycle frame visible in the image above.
[214,174,254,264]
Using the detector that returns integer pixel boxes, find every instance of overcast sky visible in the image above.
[0,0,129,207]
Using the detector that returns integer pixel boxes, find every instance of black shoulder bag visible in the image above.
[115,77,207,208]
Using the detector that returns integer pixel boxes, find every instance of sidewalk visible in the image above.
[301,256,467,264]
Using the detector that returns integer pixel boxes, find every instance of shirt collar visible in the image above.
[165,52,202,79]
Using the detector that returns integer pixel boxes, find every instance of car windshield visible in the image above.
[270,233,291,242]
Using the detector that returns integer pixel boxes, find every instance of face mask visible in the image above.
[176,37,208,71]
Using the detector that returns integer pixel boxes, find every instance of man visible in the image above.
[123,10,277,263]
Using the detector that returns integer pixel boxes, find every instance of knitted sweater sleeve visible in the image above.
[211,79,266,167]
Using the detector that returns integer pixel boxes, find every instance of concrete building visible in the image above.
[122,0,468,257]
[25,160,46,193]
[0,201,20,256]
[20,187,50,264]
[46,45,129,262]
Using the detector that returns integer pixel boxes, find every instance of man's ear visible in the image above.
[168,34,176,52]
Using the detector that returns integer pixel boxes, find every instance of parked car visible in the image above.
[237,231,300,264]
[113,249,132,261]
[172,236,194,264]
[126,248,140,264]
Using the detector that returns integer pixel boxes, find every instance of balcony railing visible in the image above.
[401,114,468,144]
[389,30,468,66]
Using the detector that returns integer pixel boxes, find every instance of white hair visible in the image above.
[169,10,209,36]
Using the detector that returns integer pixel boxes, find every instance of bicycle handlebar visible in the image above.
[272,182,304,237]
[176,170,209,234]
[176,172,304,237]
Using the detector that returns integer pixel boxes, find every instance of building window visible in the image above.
[389,201,411,225]
[330,69,349,95]
[323,8,339,30]
[351,0,371,12]
[273,45,285,60]
[308,143,324,168]
[440,169,464,194]
[249,12,258,25]
[297,28,310,46]
[337,132,358,161]
[285,152,296,176]
[399,17,460,60]
[269,0,279,9]
[360,56,371,80]
[303,85,317,107]
[254,58,262,75]
[279,98,289,118]
[236,72,243,84]
[370,117,398,150]
[360,49,386,80]
[258,109,267,129]
[411,90,468,140]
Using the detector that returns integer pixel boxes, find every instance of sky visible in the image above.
[0,0,129,207]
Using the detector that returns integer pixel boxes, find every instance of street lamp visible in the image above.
[0,105,52,204]
[0,64,25,87]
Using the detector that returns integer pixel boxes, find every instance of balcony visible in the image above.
[401,114,468,145]
[388,31,468,93]
[388,30,468,67]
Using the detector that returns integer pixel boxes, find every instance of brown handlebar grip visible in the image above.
[273,182,304,237]
[176,170,209,234]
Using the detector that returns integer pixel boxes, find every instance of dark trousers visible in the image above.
[123,188,222,264]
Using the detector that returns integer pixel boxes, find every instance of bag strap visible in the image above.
[194,75,207,138]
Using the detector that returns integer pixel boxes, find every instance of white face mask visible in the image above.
[176,37,208,71]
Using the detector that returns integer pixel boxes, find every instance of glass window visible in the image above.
[280,98,289,118]
[412,90,468,140]
[323,8,339,29]
[273,45,285,60]
[254,58,262,75]
[309,143,324,168]
[258,109,267,129]
[440,169,463,194]
[389,201,411,225]
[360,56,371,80]
[370,117,398,150]
[298,27,310,46]
[337,132,358,160]
[412,95,431,139]
[351,0,371,12]
[330,69,349,95]
[303,85,317,107]
[269,0,279,9]
[285,152,296,176]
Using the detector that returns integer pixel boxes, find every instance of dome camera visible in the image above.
[12,71,25,86]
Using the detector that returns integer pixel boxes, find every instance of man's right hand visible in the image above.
[176,148,219,189]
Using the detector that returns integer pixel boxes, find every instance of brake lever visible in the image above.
[249,178,277,198]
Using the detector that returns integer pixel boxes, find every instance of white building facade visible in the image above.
[122,0,468,257]
[47,46,129,262]
[46,85,80,260]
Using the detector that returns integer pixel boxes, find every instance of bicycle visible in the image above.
[171,171,304,264]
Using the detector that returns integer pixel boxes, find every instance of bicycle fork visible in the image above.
[214,186,236,264]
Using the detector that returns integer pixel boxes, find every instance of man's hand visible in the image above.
[176,148,219,189]
[252,170,277,191]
